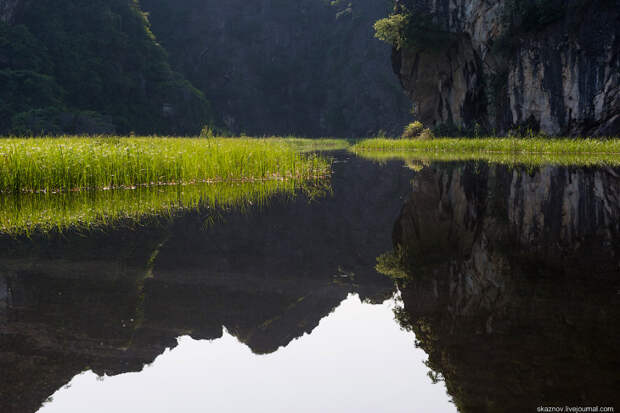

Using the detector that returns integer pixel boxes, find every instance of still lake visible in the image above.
[1,152,618,412]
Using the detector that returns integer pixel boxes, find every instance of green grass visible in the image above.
[356,150,620,167]
[278,137,351,152]
[0,179,329,236]
[352,137,620,157]
[0,136,331,194]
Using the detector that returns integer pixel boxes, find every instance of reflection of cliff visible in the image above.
[0,155,412,413]
[392,163,620,411]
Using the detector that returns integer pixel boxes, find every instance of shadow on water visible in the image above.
[386,161,620,411]
[0,152,415,413]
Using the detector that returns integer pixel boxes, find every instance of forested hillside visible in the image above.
[0,0,212,135]
[141,0,411,137]
[0,0,410,137]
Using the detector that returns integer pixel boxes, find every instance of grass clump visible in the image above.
[402,121,434,140]
[0,136,331,194]
[402,121,424,139]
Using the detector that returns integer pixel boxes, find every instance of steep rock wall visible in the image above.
[0,0,21,23]
[393,0,620,136]
[141,0,412,137]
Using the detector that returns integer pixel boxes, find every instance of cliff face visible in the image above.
[392,0,620,136]
[141,0,412,137]
[0,0,20,22]
[392,162,620,410]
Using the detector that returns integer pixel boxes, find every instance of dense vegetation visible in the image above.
[0,137,330,193]
[0,0,213,136]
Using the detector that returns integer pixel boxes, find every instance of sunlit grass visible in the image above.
[278,137,351,152]
[0,136,331,194]
[355,150,620,167]
[0,179,329,236]
[352,137,620,158]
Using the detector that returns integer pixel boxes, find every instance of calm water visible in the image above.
[1,153,618,412]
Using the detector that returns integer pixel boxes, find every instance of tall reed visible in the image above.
[0,137,331,194]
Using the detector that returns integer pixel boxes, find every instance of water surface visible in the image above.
[1,152,618,412]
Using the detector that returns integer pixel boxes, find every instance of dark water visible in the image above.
[0,153,618,412]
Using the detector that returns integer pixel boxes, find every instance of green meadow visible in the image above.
[0,137,330,194]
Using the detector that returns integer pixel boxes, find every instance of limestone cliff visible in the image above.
[391,0,620,136]
[141,0,412,137]
[0,0,20,23]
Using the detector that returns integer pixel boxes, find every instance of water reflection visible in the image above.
[38,297,456,413]
[0,154,418,413]
[389,162,620,411]
[0,179,325,236]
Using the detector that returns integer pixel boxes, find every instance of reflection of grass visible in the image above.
[354,149,620,167]
[376,249,409,280]
[352,137,620,164]
[0,179,328,236]
[0,137,331,193]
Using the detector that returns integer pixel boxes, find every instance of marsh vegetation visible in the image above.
[352,136,620,159]
[0,137,330,194]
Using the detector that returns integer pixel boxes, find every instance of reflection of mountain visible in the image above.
[392,163,620,411]
[0,154,412,413]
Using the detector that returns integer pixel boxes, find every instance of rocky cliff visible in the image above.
[391,0,620,136]
[0,0,20,22]
[141,0,412,137]
[391,162,620,410]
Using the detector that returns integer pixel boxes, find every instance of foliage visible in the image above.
[0,137,331,194]
[0,0,213,136]
[375,249,409,280]
[401,121,424,139]
[374,13,408,49]
[374,6,455,53]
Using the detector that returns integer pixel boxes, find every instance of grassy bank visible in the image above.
[352,137,620,157]
[0,137,331,194]
[278,138,351,152]
[356,150,620,167]
[0,179,329,236]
